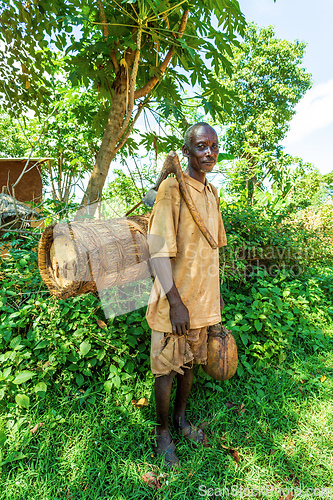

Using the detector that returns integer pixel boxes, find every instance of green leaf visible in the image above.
[15,394,30,408]
[76,373,84,386]
[35,340,49,349]
[2,367,12,379]
[68,363,79,371]
[240,333,249,346]
[236,364,244,377]
[109,364,118,375]
[254,320,263,332]
[218,152,234,161]
[13,370,34,385]
[80,341,91,357]
[0,430,6,447]
[127,335,137,347]
[0,451,26,466]
[104,380,113,393]
[34,382,47,396]
[10,335,22,349]
[279,352,287,363]
[114,375,121,388]
[96,349,106,361]
[257,389,265,399]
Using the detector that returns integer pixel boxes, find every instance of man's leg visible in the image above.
[173,366,205,444]
[173,366,194,430]
[154,371,176,448]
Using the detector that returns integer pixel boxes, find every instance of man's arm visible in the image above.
[151,257,190,335]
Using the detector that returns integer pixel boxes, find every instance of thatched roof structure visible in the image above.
[0,189,37,231]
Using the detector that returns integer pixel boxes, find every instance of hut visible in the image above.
[0,186,38,236]
[0,157,47,204]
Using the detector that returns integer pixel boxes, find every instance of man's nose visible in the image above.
[206,146,212,155]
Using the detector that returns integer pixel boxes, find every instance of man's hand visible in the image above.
[151,257,190,335]
[220,295,225,314]
[170,301,190,335]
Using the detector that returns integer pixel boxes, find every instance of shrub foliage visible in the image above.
[1,201,333,408]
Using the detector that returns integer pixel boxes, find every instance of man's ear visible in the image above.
[182,144,189,158]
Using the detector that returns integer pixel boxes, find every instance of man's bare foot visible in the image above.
[173,415,205,445]
[173,414,188,431]
[153,430,179,468]
[155,429,172,449]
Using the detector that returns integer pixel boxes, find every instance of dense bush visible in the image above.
[222,270,333,372]
[1,200,333,409]
[221,202,333,277]
[0,234,151,409]
[219,202,333,375]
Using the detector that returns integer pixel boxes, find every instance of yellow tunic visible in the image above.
[146,173,227,333]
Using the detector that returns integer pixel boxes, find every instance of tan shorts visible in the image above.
[150,327,208,377]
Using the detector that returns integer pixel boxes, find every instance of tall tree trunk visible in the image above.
[80,67,127,209]
[78,9,189,213]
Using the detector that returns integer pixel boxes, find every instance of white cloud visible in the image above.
[284,79,333,145]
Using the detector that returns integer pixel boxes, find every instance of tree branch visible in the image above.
[97,0,109,39]
[114,101,145,155]
[256,161,277,188]
[57,155,62,201]
[123,158,142,198]
[47,160,59,201]
[133,155,145,195]
[110,50,120,73]
[62,170,69,202]
[134,9,189,100]
[63,171,73,204]
[125,47,136,69]
[115,28,142,144]
[97,0,119,73]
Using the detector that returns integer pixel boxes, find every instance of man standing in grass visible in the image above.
[146,122,227,467]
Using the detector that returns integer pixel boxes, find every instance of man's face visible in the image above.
[182,125,219,174]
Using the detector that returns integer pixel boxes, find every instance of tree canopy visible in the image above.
[0,81,103,204]
[0,0,246,207]
[217,23,312,202]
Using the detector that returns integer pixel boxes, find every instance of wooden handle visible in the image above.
[153,152,179,190]
[139,150,218,249]
[168,152,218,250]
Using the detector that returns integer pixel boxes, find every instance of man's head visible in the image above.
[182,122,219,175]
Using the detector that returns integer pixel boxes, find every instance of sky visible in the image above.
[128,0,333,182]
[240,0,333,174]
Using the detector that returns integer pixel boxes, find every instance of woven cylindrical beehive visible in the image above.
[38,215,152,299]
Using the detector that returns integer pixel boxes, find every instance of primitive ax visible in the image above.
[126,151,218,249]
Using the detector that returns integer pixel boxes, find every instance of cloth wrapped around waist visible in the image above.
[150,327,208,377]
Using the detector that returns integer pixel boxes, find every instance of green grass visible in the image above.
[1,338,333,500]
